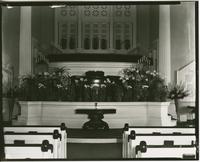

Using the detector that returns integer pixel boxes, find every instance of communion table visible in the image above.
[75,109,116,129]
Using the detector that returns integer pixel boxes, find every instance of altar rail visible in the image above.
[15,102,173,128]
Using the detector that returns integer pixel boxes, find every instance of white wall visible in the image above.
[2,7,20,85]
[170,2,195,83]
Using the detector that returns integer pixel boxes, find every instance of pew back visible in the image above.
[5,141,54,159]
[4,124,67,158]
[3,124,67,158]
[122,126,196,158]
[4,133,57,144]
[125,127,195,134]
[4,126,63,133]
[4,132,61,158]
[136,144,196,159]
[128,134,195,158]
[129,134,196,145]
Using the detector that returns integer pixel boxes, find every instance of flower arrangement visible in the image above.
[120,65,168,102]
[14,65,169,102]
[17,67,71,101]
[168,82,190,100]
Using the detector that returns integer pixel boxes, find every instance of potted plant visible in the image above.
[168,82,190,118]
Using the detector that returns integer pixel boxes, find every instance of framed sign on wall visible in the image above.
[177,61,196,102]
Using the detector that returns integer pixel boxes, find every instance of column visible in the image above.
[158,5,171,84]
[109,6,113,50]
[19,7,32,76]
[77,6,82,52]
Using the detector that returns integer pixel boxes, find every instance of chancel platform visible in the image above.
[15,101,174,128]
[15,101,175,127]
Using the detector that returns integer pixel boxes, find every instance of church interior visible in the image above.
[1,1,198,160]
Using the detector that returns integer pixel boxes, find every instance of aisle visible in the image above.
[68,143,122,159]
[67,129,123,160]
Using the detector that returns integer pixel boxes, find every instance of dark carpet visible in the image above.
[67,128,123,160]
[67,143,122,160]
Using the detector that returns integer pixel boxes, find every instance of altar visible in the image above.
[15,101,173,127]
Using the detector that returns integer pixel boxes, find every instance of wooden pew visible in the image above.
[3,123,67,158]
[135,141,196,159]
[127,131,196,158]
[3,123,66,133]
[4,140,54,159]
[122,124,195,158]
[4,130,62,158]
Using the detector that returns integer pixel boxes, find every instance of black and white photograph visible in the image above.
[0,0,199,160]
